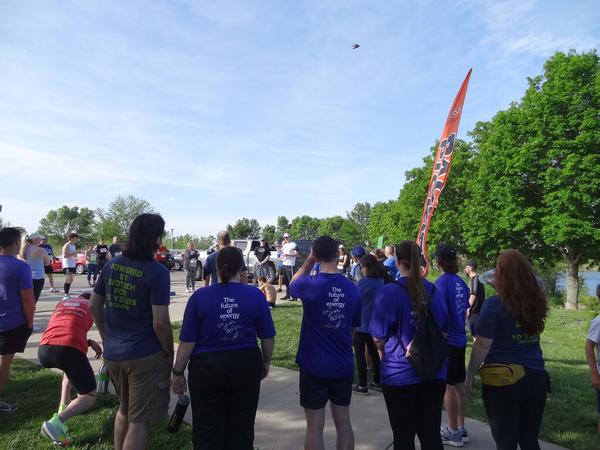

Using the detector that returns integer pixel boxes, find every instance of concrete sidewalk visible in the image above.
[19,273,568,450]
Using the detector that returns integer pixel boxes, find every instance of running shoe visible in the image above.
[0,399,18,413]
[51,288,59,293]
[32,325,42,333]
[458,427,469,443]
[41,414,72,447]
[368,382,382,392]
[441,427,464,447]
[352,385,368,394]
[58,403,67,415]
[62,294,70,300]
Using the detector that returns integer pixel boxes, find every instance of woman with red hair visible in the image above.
[465,250,549,450]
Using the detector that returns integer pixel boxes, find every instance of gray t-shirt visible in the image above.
[588,315,600,372]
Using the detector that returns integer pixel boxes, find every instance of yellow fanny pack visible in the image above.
[479,363,525,386]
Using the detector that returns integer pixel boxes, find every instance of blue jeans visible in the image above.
[86,264,98,282]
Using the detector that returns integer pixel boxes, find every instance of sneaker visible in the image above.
[58,403,67,415]
[41,414,72,447]
[458,427,469,444]
[368,382,382,392]
[62,294,70,300]
[277,288,282,293]
[0,399,18,413]
[441,427,464,447]
[281,296,290,300]
[32,325,42,333]
[352,385,368,394]
[51,288,59,293]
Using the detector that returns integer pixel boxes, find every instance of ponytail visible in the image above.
[217,246,244,283]
[395,241,426,316]
[18,235,31,260]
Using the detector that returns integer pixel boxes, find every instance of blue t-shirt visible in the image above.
[291,273,361,379]
[0,256,33,331]
[476,295,545,370]
[435,273,468,347]
[94,255,171,360]
[369,277,449,386]
[179,283,276,355]
[383,257,398,279]
[203,248,248,285]
[357,277,384,333]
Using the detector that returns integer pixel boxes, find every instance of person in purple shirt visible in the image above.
[0,227,35,413]
[290,236,361,450]
[369,240,449,450]
[172,246,275,450]
[433,244,470,446]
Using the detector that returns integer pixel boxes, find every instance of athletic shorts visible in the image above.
[106,351,171,423]
[446,345,466,385]
[299,369,353,409]
[0,323,32,355]
[44,265,53,274]
[38,344,96,394]
[63,267,76,274]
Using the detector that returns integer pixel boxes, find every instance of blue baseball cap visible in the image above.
[351,245,366,258]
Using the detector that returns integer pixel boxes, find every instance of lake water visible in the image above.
[557,271,600,296]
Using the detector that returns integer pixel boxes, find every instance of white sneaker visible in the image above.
[62,294,70,300]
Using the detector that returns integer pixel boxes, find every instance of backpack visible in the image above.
[395,282,447,381]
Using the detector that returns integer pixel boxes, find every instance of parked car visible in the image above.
[155,247,182,271]
[50,253,87,275]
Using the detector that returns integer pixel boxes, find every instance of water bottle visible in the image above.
[168,395,190,433]
[97,363,109,394]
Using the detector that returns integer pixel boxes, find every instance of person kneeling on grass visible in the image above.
[38,292,103,446]
[585,284,600,437]
[258,276,277,308]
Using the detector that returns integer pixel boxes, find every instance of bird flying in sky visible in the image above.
[352,43,360,49]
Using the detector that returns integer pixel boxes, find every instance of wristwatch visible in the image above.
[172,368,185,376]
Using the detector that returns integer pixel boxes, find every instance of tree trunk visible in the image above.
[564,257,580,310]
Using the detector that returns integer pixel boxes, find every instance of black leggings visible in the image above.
[383,380,446,450]
[352,331,380,386]
[482,368,548,450]
[33,278,45,303]
[187,347,263,450]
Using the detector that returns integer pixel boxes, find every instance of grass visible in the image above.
[0,358,193,450]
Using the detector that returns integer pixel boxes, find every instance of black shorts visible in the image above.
[0,323,32,355]
[63,267,76,274]
[468,313,480,336]
[38,344,96,394]
[299,369,353,409]
[44,265,53,274]
[446,345,466,385]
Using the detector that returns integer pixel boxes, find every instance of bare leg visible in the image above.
[455,383,466,428]
[59,392,96,422]
[330,403,354,450]
[114,410,129,450]
[0,354,15,395]
[60,373,72,407]
[48,273,54,289]
[123,422,148,450]
[445,385,459,430]
[304,407,326,450]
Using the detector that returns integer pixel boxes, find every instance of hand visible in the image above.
[591,372,600,390]
[89,340,103,359]
[464,373,475,398]
[172,374,187,395]
[466,307,472,319]
[262,362,271,380]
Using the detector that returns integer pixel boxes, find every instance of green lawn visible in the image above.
[0,359,193,450]
[177,302,599,450]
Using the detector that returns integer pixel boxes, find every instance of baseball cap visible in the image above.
[351,245,366,258]
[338,244,344,249]
[479,269,496,287]
[433,244,457,260]
[29,232,43,240]
[465,260,477,270]
[283,233,290,238]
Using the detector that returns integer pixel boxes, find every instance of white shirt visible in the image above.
[588,315,600,372]
[63,243,77,268]
[282,242,297,267]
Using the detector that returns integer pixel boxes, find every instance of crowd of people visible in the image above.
[0,215,597,450]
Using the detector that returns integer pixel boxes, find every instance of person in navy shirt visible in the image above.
[203,230,248,286]
[172,246,275,450]
[90,214,173,450]
[352,253,385,394]
[383,245,398,280]
[466,250,548,450]
[290,236,360,450]
[369,240,449,450]
[433,244,470,446]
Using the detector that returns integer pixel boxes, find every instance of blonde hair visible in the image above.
[18,235,32,260]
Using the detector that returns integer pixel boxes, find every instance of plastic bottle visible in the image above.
[97,363,109,394]
[168,395,190,433]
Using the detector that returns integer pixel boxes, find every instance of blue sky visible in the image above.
[1,0,598,237]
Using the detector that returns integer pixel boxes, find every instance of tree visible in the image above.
[226,218,261,239]
[171,234,215,250]
[39,206,96,243]
[290,216,321,240]
[276,216,290,236]
[346,202,372,245]
[261,225,277,244]
[96,195,155,241]
[465,50,600,308]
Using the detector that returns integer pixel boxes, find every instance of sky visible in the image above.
[1,0,598,237]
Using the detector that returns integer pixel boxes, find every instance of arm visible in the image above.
[260,337,275,379]
[36,248,51,266]
[88,339,103,359]
[152,305,174,359]
[586,339,600,390]
[89,293,107,342]
[290,254,316,284]
[171,341,195,395]
[465,336,493,395]
[20,289,35,329]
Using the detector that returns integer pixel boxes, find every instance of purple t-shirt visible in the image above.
[435,273,469,347]
[0,255,33,331]
[179,283,276,355]
[369,277,449,386]
[291,273,361,379]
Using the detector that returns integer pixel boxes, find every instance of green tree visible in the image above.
[261,225,277,244]
[346,202,372,245]
[465,50,600,308]
[290,216,321,240]
[171,234,216,250]
[39,206,96,243]
[276,216,290,236]
[96,195,155,241]
[226,218,261,239]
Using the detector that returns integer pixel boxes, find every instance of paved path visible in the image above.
[20,272,568,450]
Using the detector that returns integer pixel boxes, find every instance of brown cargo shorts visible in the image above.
[106,351,172,423]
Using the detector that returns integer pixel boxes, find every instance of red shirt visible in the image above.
[40,296,94,354]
